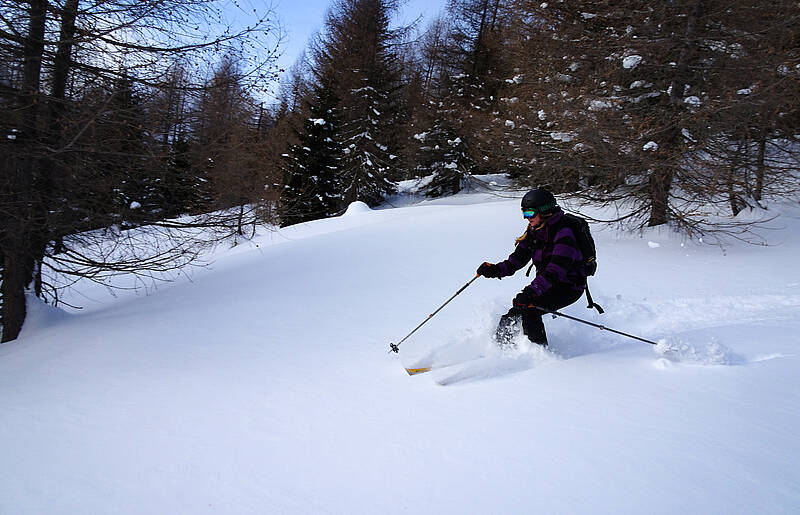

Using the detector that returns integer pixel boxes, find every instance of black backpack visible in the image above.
[562,213,597,277]
[557,213,604,314]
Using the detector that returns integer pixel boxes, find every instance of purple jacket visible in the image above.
[496,208,586,296]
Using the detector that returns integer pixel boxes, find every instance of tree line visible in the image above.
[1,0,798,342]
[274,0,798,230]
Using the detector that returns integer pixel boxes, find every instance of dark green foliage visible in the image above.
[314,0,403,207]
[280,78,343,226]
[160,138,203,218]
[415,96,475,198]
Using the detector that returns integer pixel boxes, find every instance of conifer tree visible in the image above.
[280,76,343,226]
[414,73,476,197]
[313,0,404,207]
[409,1,509,194]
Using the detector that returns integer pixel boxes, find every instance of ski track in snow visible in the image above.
[616,293,800,332]
[434,337,561,386]
[404,290,800,382]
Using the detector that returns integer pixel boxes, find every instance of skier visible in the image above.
[477,189,587,347]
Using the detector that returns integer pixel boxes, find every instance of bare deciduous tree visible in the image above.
[0,0,281,342]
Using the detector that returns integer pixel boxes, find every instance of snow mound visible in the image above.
[19,294,70,337]
[654,336,743,366]
[342,201,372,216]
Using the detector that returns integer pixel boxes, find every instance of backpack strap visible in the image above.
[584,282,604,314]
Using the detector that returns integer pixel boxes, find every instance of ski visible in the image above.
[405,365,435,375]
[436,354,534,385]
[404,354,485,376]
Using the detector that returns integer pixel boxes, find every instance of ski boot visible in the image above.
[494,312,522,350]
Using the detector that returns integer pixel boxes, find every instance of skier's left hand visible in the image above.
[513,288,537,309]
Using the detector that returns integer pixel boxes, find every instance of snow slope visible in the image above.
[1,190,799,514]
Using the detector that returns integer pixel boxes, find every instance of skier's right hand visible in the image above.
[477,262,501,278]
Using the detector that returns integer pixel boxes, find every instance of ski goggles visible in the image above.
[522,201,556,219]
[522,208,542,219]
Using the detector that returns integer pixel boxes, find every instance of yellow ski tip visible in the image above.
[405,366,433,376]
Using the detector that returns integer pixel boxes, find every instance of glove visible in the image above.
[513,287,537,309]
[477,262,501,278]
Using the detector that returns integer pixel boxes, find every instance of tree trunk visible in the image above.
[472,0,490,77]
[52,1,79,103]
[648,0,703,228]
[31,0,80,295]
[22,1,47,103]
[1,1,49,343]
[669,1,704,106]
[648,168,673,226]
[728,141,745,216]
[237,205,245,236]
[754,136,766,202]
[1,251,29,342]
[728,166,742,217]
[489,0,500,31]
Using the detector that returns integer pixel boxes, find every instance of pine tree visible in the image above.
[314,0,404,207]
[160,137,202,218]
[409,1,509,194]
[414,73,476,197]
[280,77,343,226]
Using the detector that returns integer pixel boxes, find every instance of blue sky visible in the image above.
[272,0,447,73]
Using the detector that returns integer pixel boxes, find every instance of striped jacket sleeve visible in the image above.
[496,238,532,277]
[529,225,583,296]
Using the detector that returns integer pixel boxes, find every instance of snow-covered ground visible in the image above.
[2,188,799,514]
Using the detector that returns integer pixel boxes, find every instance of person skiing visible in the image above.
[477,189,586,347]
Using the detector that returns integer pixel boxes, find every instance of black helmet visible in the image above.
[521,188,557,213]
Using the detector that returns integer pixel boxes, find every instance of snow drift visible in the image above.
[1,189,799,514]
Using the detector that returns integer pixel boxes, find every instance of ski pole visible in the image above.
[531,305,659,346]
[389,274,480,353]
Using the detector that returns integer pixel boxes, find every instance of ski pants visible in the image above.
[497,285,585,346]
